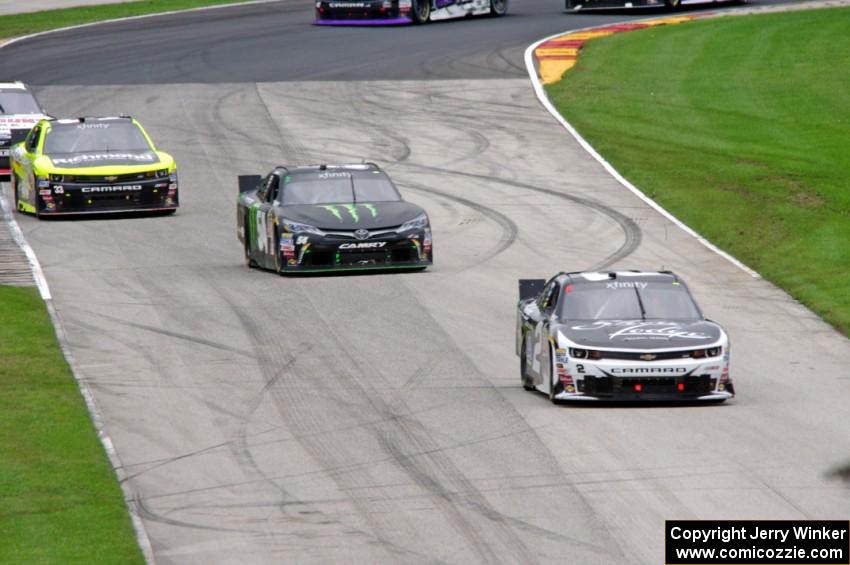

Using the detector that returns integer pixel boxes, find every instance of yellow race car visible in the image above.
[9,116,178,217]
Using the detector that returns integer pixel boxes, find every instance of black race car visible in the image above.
[237,163,433,273]
[517,271,734,403]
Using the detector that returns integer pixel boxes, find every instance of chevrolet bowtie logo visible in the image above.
[104,175,118,182]
[640,353,657,361]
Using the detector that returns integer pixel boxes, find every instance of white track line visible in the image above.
[1,191,156,562]
[523,18,762,279]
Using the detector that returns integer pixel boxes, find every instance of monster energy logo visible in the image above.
[318,203,378,222]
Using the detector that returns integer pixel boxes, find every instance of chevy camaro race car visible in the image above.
[565,0,742,11]
[0,82,49,179]
[9,116,178,217]
[517,271,734,403]
[315,0,507,25]
[237,163,433,273]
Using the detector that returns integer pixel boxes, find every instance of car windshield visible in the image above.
[0,91,41,115]
[282,171,401,205]
[558,281,702,321]
[43,122,151,154]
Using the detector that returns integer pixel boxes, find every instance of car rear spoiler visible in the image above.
[238,174,262,193]
[518,279,545,301]
[9,128,30,146]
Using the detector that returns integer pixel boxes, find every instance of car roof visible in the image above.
[0,81,28,91]
[49,116,135,126]
[273,162,383,176]
[556,271,681,285]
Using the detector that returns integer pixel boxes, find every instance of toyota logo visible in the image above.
[354,229,370,240]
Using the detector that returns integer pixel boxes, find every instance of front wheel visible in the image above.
[244,214,258,268]
[546,343,563,403]
[490,0,507,16]
[519,338,535,391]
[273,228,284,275]
[411,0,430,24]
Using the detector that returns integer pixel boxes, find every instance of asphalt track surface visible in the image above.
[3,1,850,563]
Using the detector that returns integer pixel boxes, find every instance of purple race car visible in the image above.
[315,0,507,25]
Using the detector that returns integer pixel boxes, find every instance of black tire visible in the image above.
[490,0,507,16]
[411,0,430,24]
[546,343,563,403]
[520,338,535,391]
[273,228,284,275]
[12,173,20,211]
[13,172,32,216]
[664,0,680,9]
[244,214,258,269]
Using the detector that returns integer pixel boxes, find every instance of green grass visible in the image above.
[0,286,144,564]
[0,0,260,39]
[547,8,850,335]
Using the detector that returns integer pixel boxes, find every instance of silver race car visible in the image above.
[517,271,734,403]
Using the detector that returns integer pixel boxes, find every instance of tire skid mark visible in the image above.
[293,291,542,565]
[401,163,642,269]
[398,180,518,269]
[224,292,450,565]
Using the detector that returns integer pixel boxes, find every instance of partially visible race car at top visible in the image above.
[9,116,178,217]
[315,0,507,25]
[565,0,743,11]
[517,271,734,403]
[0,82,50,179]
[237,163,432,274]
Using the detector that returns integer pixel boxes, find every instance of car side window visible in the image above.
[543,283,560,313]
[257,174,271,202]
[537,280,558,312]
[26,126,41,152]
[267,174,280,203]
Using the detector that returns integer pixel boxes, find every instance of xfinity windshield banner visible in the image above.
[665,520,849,564]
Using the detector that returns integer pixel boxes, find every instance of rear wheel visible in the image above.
[490,0,507,16]
[411,0,430,24]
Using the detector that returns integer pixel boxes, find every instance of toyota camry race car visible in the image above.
[237,163,433,273]
[315,0,507,25]
[565,0,742,11]
[0,82,49,179]
[517,271,734,403]
[9,116,178,217]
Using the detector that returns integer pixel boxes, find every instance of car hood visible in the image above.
[44,149,163,169]
[279,201,425,230]
[556,319,723,350]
